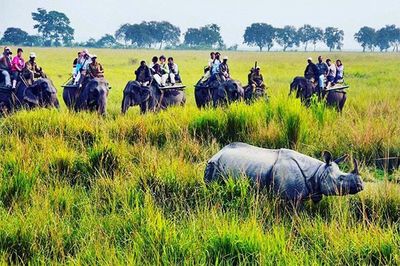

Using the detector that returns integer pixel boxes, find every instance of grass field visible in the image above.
[0,48,400,264]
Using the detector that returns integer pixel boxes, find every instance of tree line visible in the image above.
[1,8,400,52]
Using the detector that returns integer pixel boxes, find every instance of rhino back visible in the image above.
[208,143,279,185]
[272,149,324,200]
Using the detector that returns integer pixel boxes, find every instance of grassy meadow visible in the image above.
[0,48,400,264]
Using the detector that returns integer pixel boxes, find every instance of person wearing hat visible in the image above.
[11,48,25,89]
[248,66,266,92]
[304,57,318,82]
[0,47,13,88]
[23,52,46,85]
[87,55,104,79]
[219,56,230,81]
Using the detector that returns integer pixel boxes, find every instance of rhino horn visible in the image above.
[352,158,359,175]
[334,154,349,164]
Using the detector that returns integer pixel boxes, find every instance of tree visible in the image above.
[151,21,180,49]
[1,27,29,45]
[115,23,131,47]
[25,35,44,47]
[375,26,392,52]
[243,23,276,52]
[184,24,224,48]
[310,27,324,51]
[96,34,116,48]
[32,8,74,46]
[298,24,314,51]
[275,26,299,51]
[354,27,376,52]
[381,25,400,52]
[324,27,344,51]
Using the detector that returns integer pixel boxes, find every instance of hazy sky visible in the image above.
[1,0,399,50]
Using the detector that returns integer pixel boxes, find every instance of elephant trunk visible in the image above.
[97,90,107,115]
[121,93,131,114]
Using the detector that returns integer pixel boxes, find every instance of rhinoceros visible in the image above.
[204,142,364,203]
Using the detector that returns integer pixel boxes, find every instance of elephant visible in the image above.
[289,76,347,112]
[323,90,347,112]
[244,84,267,103]
[194,78,221,108]
[16,78,60,109]
[0,78,59,115]
[63,77,109,115]
[121,80,185,114]
[212,79,244,107]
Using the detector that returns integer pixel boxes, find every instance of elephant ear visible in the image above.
[23,87,39,104]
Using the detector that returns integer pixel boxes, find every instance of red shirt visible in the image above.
[11,55,25,72]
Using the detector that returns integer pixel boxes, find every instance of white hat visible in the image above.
[30,52,36,58]
[307,57,312,61]
[83,49,89,54]
[223,56,228,60]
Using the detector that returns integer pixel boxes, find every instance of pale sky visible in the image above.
[1,0,399,50]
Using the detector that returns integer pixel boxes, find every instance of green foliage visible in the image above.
[31,8,74,46]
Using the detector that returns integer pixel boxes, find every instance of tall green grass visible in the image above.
[0,50,399,264]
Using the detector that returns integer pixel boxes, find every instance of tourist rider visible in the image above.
[135,60,152,86]
[167,57,180,84]
[304,57,318,82]
[219,56,230,81]
[211,52,221,81]
[248,67,266,91]
[335,59,344,83]
[326,58,336,88]
[0,47,13,88]
[87,55,104,79]
[23,52,47,85]
[11,48,25,89]
[315,55,328,92]
[201,52,215,83]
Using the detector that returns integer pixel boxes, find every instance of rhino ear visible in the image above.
[334,154,348,164]
[323,151,332,165]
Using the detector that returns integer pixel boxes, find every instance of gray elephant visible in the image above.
[194,78,221,108]
[63,78,109,115]
[244,85,267,103]
[0,78,59,115]
[16,78,60,109]
[289,76,347,112]
[212,79,244,107]
[121,81,185,114]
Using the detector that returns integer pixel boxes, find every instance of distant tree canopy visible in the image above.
[354,27,376,52]
[1,27,29,45]
[114,21,180,49]
[324,27,344,51]
[1,27,43,47]
[183,24,223,48]
[243,23,276,52]
[2,8,400,52]
[354,25,400,52]
[275,26,299,52]
[31,8,74,46]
